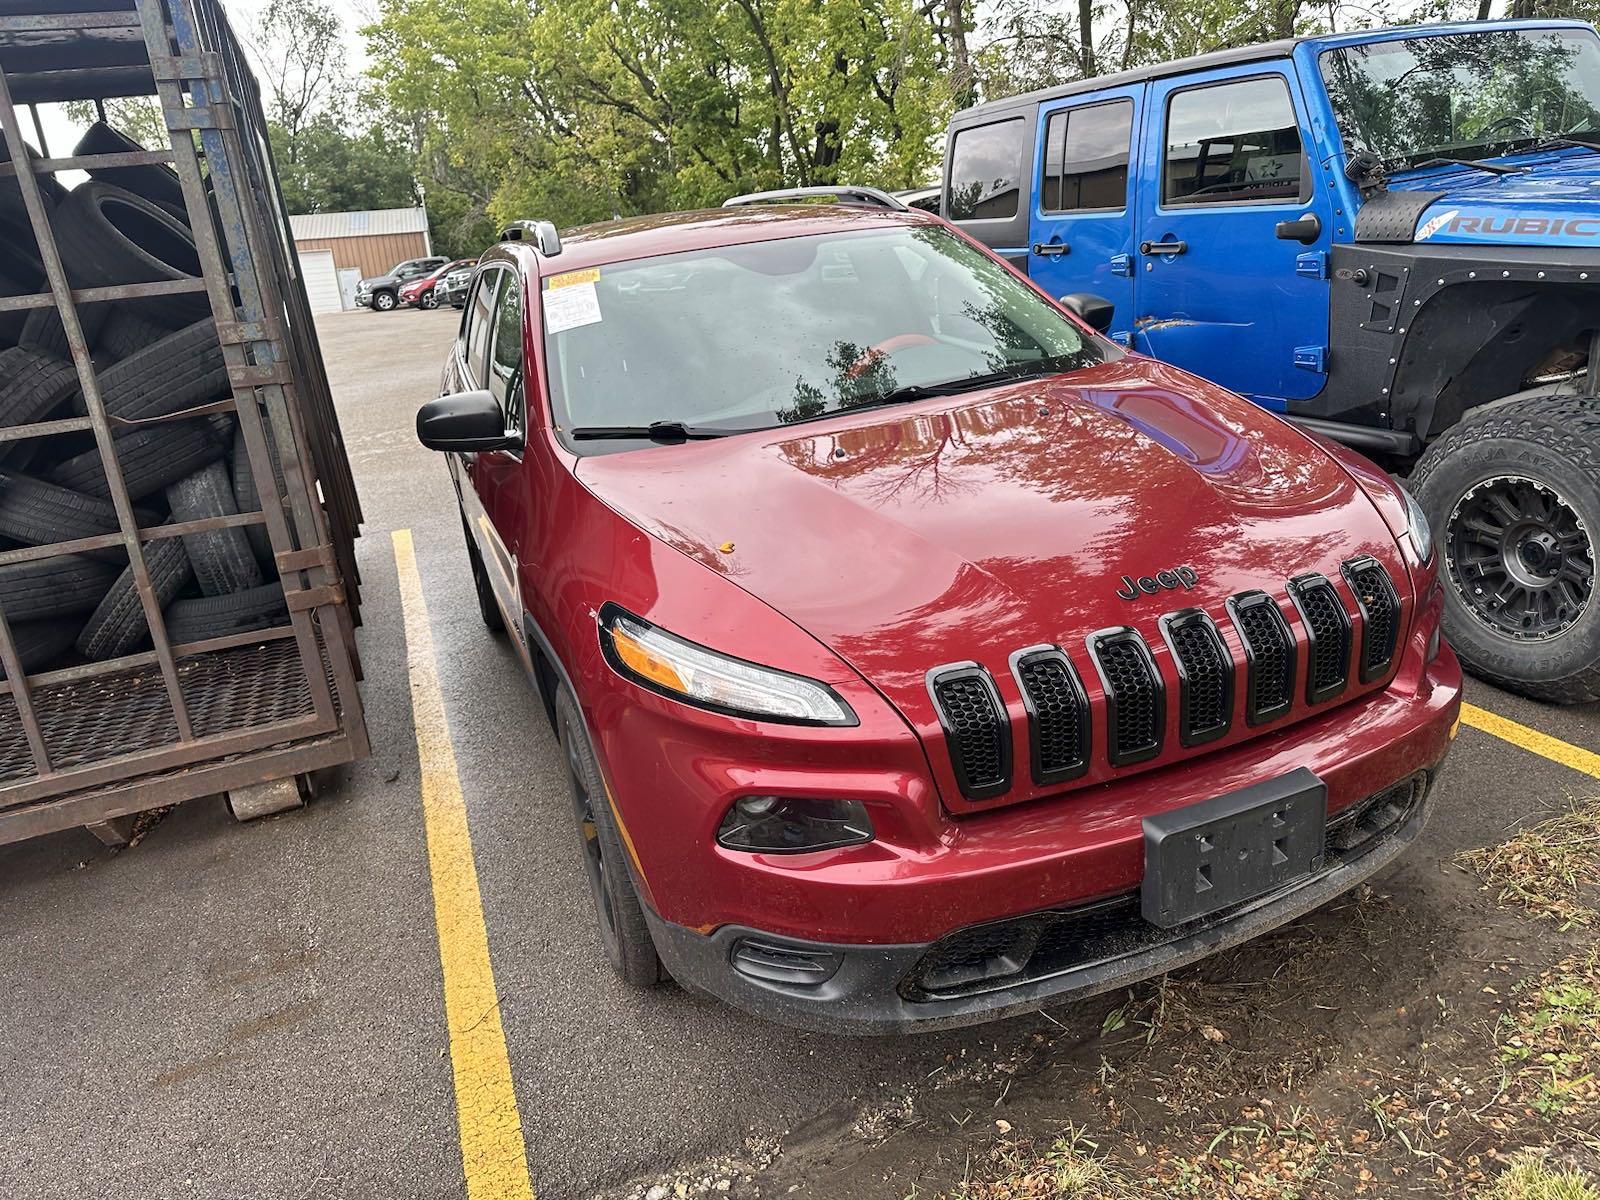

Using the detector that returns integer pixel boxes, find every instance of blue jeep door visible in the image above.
[1028,86,1143,346]
[1133,64,1332,407]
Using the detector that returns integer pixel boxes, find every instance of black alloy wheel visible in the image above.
[1447,474,1593,641]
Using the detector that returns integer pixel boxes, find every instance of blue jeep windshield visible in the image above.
[541,224,1106,439]
[1320,28,1600,169]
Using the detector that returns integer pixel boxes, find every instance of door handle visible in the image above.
[1275,214,1323,244]
[1139,239,1187,256]
[1032,242,1070,257]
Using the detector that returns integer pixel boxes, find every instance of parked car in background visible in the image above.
[893,185,941,212]
[399,258,476,310]
[939,18,1600,704]
[413,191,1459,1034]
[437,262,475,308]
[355,255,448,311]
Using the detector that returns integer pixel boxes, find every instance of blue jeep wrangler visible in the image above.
[944,18,1600,703]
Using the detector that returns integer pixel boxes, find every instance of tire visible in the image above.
[92,309,170,362]
[0,139,65,215]
[0,619,79,679]
[19,302,111,361]
[231,420,284,563]
[165,461,264,596]
[420,290,438,311]
[0,554,118,620]
[49,181,209,328]
[76,535,192,660]
[371,290,398,312]
[0,472,150,559]
[49,421,223,500]
[0,348,79,463]
[73,121,185,212]
[1411,393,1600,703]
[554,687,664,988]
[98,319,228,422]
[163,582,286,644]
[460,510,505,633]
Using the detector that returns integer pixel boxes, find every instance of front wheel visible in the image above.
[1411,392,1600,703]
[420,290,438,311]
[372,290,397,312]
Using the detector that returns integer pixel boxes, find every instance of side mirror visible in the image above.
[1059,292,1115,333]
[417,391,520,453]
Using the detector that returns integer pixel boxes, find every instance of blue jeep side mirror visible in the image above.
[1060,293,1115,333]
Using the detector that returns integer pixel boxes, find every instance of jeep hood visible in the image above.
[574,357,1407,725]
[1393,151,1600,246]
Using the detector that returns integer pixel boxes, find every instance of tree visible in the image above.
[273,117,418,214]
[254,0,346,157]
[61,97,168,150]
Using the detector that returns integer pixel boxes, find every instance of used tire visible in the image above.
[49,420,223,500]
[19,302,111,361]
[99,318,228,422]
[76,535,192,660]
[163,582,287,644]
[165,461,263,596]
[0,554,118,620]
[0,348,79,463]
[555,687,664,988]
[50,181,209,327]
[93,309,170,362]
[1411,391,1600,703]
[0,618,78,679]
[231,420,284,562]
[0,472,150,559]
[73,121,185,212]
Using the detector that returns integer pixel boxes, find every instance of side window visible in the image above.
[487,272,525,435]
[948,118,1024,221]
[1163,76,1307,206]
[1041,101,1133,212]
[465,270,501,386]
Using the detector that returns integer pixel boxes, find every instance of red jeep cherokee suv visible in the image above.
[416,188,1461,1035]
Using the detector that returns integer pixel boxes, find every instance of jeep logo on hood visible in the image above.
[1116,566,1198,601]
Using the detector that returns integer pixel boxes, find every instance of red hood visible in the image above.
[575,357,1411,806]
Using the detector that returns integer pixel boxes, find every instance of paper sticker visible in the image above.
[544,281,602,333]
[547,268,600,290]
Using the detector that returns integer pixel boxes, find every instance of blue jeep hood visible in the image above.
[1387,150,1600,247]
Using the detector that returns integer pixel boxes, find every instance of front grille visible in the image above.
[1011,646,1089,784]
[1228,592,1295,725]
[1161,610,1232,746]
[929,665,1011,800]
[1343,557,1400,681]
[1088,629,1163,766]
[1288,574,1352,704]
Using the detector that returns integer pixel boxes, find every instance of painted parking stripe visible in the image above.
[1460,702,1600,780]
[393,529,536,1200]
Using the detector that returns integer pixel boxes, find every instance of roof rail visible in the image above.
[722,185,909,212]
[499,219,562,255]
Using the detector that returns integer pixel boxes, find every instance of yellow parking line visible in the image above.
[1460,702,1600,780]
[393,529,536,1200]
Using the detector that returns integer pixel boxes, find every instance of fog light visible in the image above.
[717,796,872,853]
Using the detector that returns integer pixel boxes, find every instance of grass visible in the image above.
[1458,795,1600,928]
[949,1127,1138,1200]
[1496,950,1600,1124]
[1481,1150,1600,1200]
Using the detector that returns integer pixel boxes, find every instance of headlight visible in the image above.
[1401,487,1434,564]
[599,605,857,726]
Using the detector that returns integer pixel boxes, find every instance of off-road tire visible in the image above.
[1411,393,1600,703]
[0,618,79,679]
[99,319,228,422]
[49,420,222,500]
[165,461,264,596]
[0,554,118,620]
[371,290,397,312]
[76,535,192,660]
[163,582,287,644]
[0,472,148,559]
[0,348,79,462]
[231,420,284,563]
[460,510,504,633]
[554,687,664,989]
[49,181,208,327]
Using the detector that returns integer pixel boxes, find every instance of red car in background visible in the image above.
[414,188,1461,1034]
[398,258,475,309]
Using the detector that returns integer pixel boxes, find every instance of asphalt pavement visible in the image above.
[0,306,1595,1199]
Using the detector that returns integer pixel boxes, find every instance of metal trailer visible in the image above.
[0,0,368,845]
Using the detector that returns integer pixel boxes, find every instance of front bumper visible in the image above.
[650,763,1444,1035]
[355,292,372,308]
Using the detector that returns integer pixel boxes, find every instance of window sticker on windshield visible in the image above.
[547,268,600,290]
[544,280,602,333]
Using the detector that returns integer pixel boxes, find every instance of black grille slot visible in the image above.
[1161,610,1232,746]
[1011,646,1090,785]
[1343,557,1400,682]
[1289,574,1351,704]
[1228,592,1295,725]
[1088,629,1163,766]
[929,665,1012,800]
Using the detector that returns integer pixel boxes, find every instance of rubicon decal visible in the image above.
[1419,211,1600,241]
[1116,566,1198,600]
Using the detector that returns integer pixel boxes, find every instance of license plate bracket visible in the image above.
[1142,767,1327,929]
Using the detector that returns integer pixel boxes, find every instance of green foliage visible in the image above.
[272,117,418,215]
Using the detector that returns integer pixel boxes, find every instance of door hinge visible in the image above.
[1110,253,1133,277]
[1296,251,1328,280]
[1293,345,1328,374]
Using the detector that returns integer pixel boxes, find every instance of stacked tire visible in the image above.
[0,121,289,677]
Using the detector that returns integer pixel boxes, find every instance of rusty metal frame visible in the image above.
[0,0,368,837]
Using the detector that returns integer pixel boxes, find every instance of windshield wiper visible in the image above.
[568,421,753,442]
[1521,135,1600,155]
[1402,157,1526,176]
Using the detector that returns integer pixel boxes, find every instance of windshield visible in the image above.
[1320,28,1600,169]
[542,225,1106,440]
